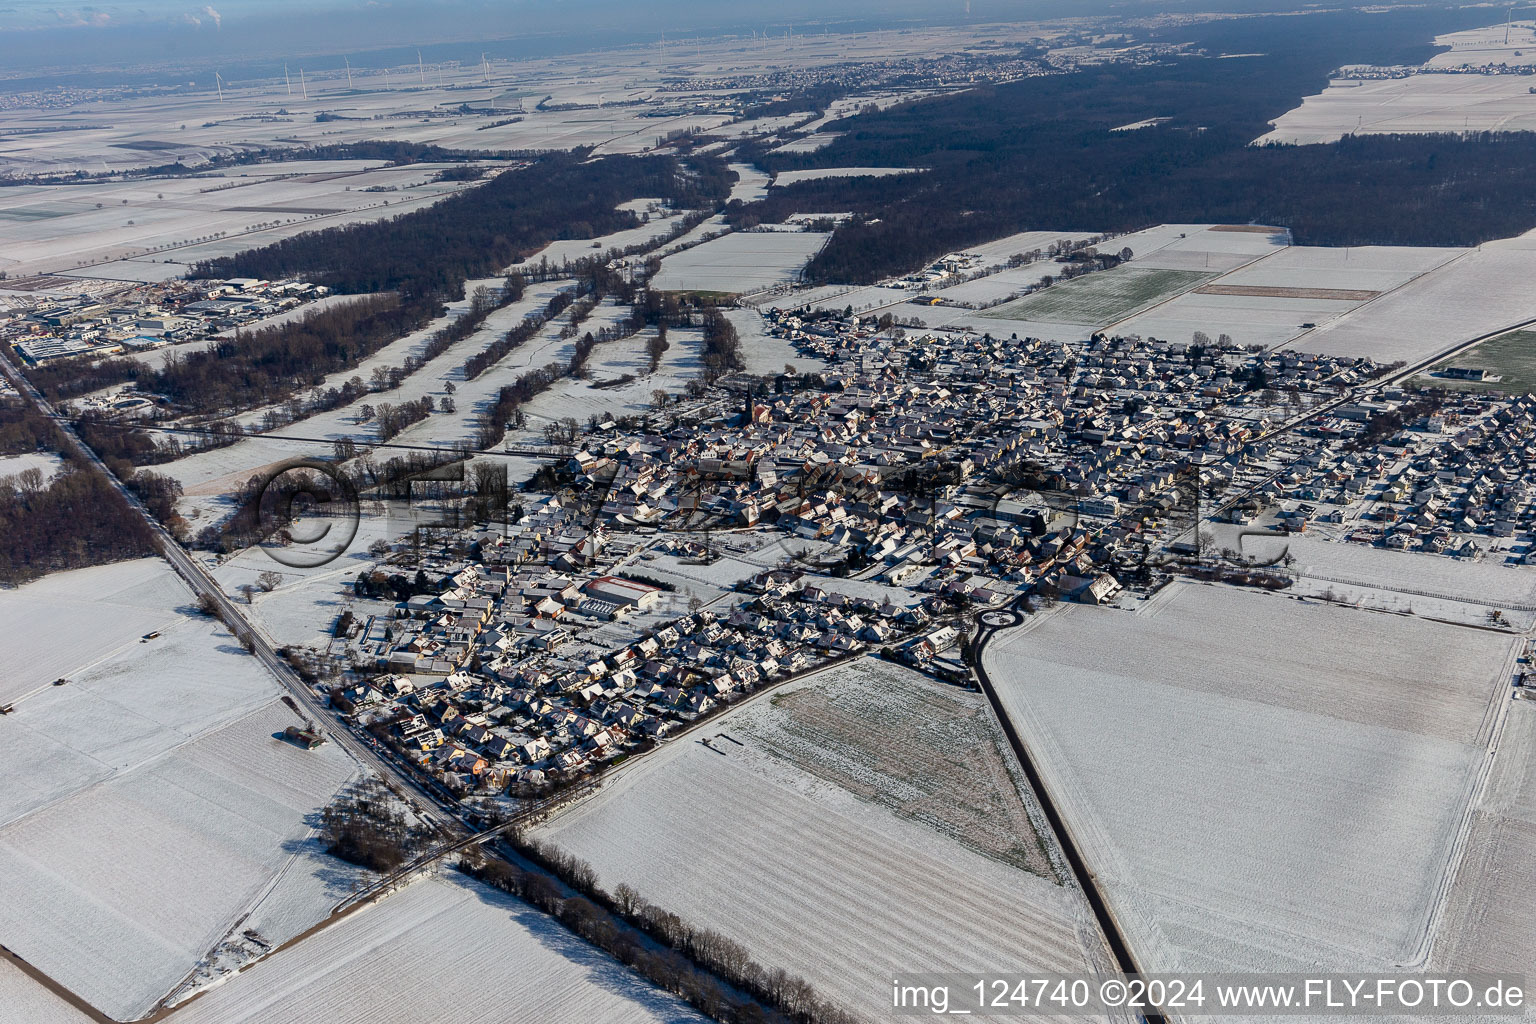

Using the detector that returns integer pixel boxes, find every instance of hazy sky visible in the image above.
[0,0,1063,75]
[0,0,1394,77]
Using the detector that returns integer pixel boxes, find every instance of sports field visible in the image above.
[1420,330,1536,395]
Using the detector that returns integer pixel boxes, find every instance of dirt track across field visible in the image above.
[1196,283,1381,301]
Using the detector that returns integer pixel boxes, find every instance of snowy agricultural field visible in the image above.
[651,231,830,293]
[1117,242,1465,349]
[1110,223,1289,272]
[170,872,707,1024]
[0,558,186,706]
[774,283,911,315]
[1432,699,1536,975]
[0,958,94,1024]
[982,267,1215,327]
[728,163,772,203]
[0,609,359,1020]
[931,264,1063,307]
[1290,234,1536,363]
[1116,289,1365,350]
[535,660,1115,1023]
[736,658,1055,874]
[514,206,692,271]
[1213,242,1463,294]
[1262,75,1536,145]
[772,167,922,186]
[1428,20,1536,67]
[0,161,474,280]
[983,581,1519,976]
[1259,533,1536,612]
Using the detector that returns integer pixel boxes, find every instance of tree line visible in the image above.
[0,398,158,584]
[464,834,856,1024]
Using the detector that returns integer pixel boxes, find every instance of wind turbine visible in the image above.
[214,71,225,103]
[284,63,292,96]
[481,53,490,82]
[417,50,426,85]
[344,56,353,89]
[300,68,308,100]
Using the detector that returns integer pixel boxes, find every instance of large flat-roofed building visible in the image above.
[13,335,117,364]
[583,575,664,611]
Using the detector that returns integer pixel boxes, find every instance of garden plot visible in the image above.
[981,267,1215,327]
[171,872,705,1024]
[983,582,1518,975]
[651,231,830,293]
[0,558,186,707]
[0,690,357,1020]
[536,669,1113,1023]
[1290,236,1536,363]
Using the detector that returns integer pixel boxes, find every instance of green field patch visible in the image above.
[0,207,73,222]
[1418,330,1536,395]
[981,267,1215,327]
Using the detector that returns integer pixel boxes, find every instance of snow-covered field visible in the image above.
[1112,223,1288,273]
[1261,21,1536,144]
[651,231,830,293]
[0,161,472,280]
[983,267,1215,327]
[1433,699,1536,975]
[1261,75,1536,145]
[536,660,1112,1023]
[1116,289,1363,349]
[0,958,94,1024]
[1428,20,1536,67]
[1289,235,1536,363]
[0,558,187,706]
[1115,242,1466,349]
[0,450,64,486]
[772,167,921,185]
[983,582,1518,975]
[0,563,360,1020]
[170,872,707,1024]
